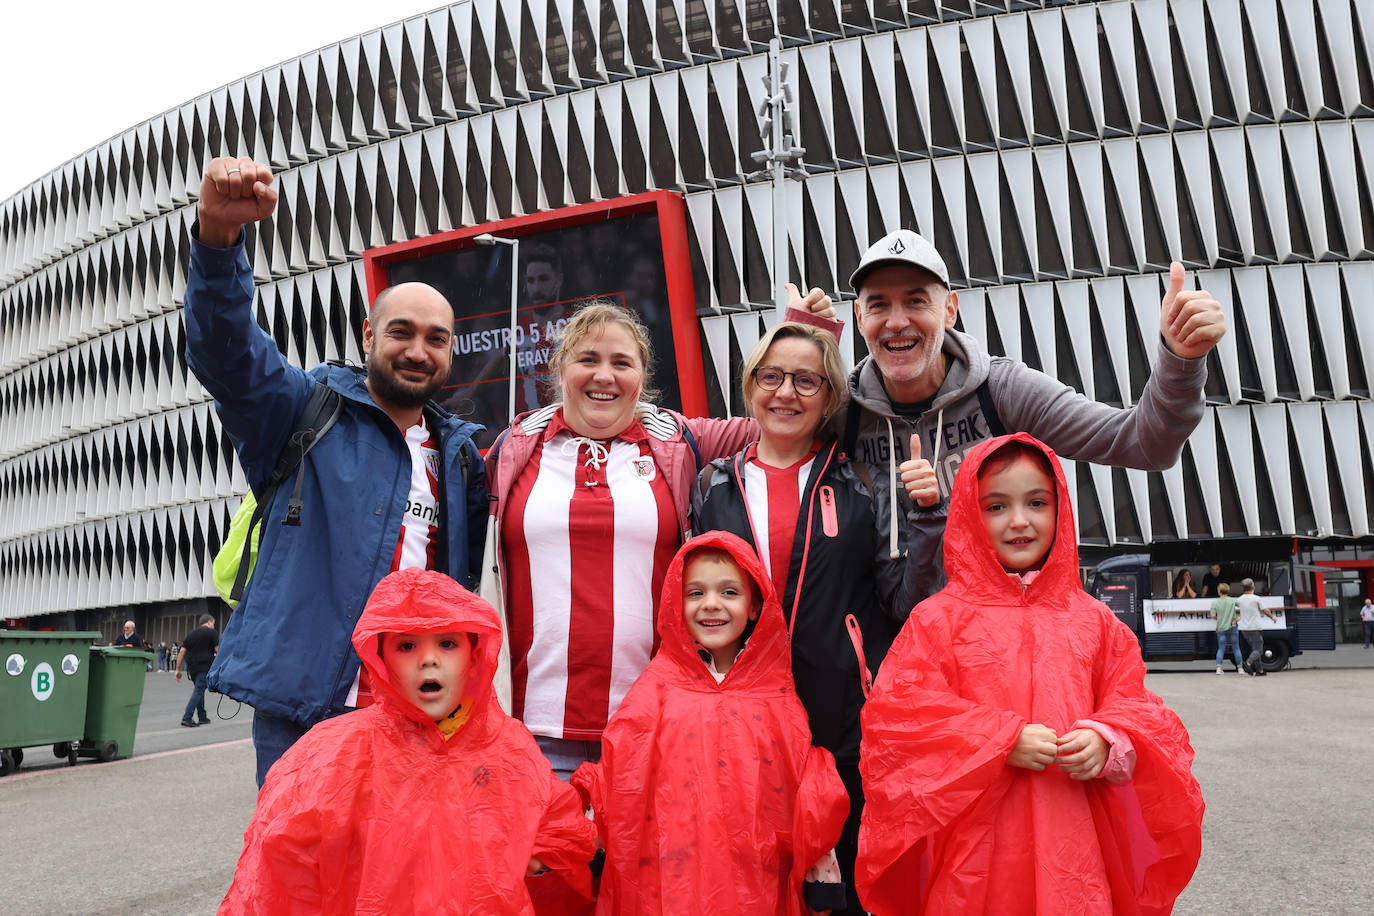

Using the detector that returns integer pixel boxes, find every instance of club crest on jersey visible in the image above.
[632,456,657,481]
[423,451,440,479]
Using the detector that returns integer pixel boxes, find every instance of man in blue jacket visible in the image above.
[184,156,486,786]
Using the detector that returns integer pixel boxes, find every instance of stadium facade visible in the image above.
[2,0,1373,644]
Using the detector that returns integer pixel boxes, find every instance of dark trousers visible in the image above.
[835,762,866,915]
[182,671,209,723]
[251,711,311,788]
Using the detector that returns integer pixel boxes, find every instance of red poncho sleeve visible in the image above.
[219,739,328,914]
[1078,616,1205,915]
[856,610,1027,915]
[528,769,597,905]
[791,745,851,895]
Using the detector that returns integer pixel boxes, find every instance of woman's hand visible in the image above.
[786,282,837,319]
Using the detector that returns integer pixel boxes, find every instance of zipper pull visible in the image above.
[820,485,838,537]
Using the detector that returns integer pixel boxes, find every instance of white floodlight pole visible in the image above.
[747,39,807,321]
[474,232,522,424]
[771,40,789,317]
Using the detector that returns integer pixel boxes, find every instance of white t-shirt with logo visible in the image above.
[346,417,441,707]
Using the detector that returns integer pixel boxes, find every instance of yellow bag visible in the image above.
[213,493,262,608]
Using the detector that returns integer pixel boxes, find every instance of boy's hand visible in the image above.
[525,857,549,877]
[1056,728,1108,780]
[1007,724,1058,770]
[900,434,939,507]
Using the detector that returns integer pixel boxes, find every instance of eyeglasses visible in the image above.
[751,367,829,397]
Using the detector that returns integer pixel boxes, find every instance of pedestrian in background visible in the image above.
[1210,583,1243,675]
[112,619,142,647]
[176,614,219,727]
[1236,578,1277,676]
[1360,598,1374,650]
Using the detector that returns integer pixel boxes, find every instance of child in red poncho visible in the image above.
[219,568,596,915]
[856,434,1204,916]
[573,531,850,915]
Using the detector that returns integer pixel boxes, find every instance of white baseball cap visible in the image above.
[849,229,950,292]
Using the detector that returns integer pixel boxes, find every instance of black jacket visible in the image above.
[691,437,917,764]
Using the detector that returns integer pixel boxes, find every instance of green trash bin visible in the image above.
[81,646,154,762]
[0,630,101,776]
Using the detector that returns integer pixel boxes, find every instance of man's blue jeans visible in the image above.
[1215,627,1243,667]
[251,711,311,788]
[182,671,209,723]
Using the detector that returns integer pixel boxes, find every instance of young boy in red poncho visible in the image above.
[219,568,596,915]
[856,434,1204,916]
[572,530,850,915]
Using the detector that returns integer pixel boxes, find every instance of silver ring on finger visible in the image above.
[227,168,242,175]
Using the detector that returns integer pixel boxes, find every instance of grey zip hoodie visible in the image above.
[834,327,1207,610]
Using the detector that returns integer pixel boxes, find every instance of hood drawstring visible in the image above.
[563,436,610,470]
[931,407,945,466]
[885,418,899,560]
[887,407,945,560]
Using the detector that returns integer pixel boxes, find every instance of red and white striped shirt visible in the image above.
[741,445,817,599]
[502,412,678,740]
[348,418,440,708]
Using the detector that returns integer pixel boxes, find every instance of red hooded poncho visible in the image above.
[220,568,596,916]
[572,530,849,914]
[856,434,1204,915]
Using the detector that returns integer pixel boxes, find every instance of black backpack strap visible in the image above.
[850,456,876,504]
[680,422,702,472]
[279,384,346,526]
[458,437,475,490]
[841,398,863,459]
[975,378,1006,438]
[229,383,344,603]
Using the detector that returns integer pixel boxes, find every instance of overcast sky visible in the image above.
[0,0,449,202]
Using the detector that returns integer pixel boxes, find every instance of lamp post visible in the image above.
[746,38,808,318]
[474,232,521,426]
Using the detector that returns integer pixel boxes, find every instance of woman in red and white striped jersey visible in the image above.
[485,301,756,777]
[691,319,920,915]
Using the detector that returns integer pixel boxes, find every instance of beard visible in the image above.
[869,329,943,384]
[366,356,447,409]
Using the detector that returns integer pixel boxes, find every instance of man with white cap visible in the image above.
[794,229,1226,609]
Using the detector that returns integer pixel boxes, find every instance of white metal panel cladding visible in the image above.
[2,0,1372,617]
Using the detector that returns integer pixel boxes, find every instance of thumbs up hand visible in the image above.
[1159,262,1226,359]
[785,282,837,319]
[899,433,939,508]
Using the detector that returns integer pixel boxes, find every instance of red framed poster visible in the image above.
[363,192,707,449]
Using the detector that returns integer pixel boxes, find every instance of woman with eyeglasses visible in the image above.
[485,291,837,782]
[692,318,916,916]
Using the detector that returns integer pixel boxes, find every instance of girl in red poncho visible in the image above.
[219,568,596,915]
[572,531,850,915]
[856,434,1204,916]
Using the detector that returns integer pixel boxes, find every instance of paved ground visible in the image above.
[1156,649,1374,914]
[1,646,1371,914]
[1,670,256,914]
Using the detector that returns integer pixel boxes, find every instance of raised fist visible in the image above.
[197,157,278,248]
